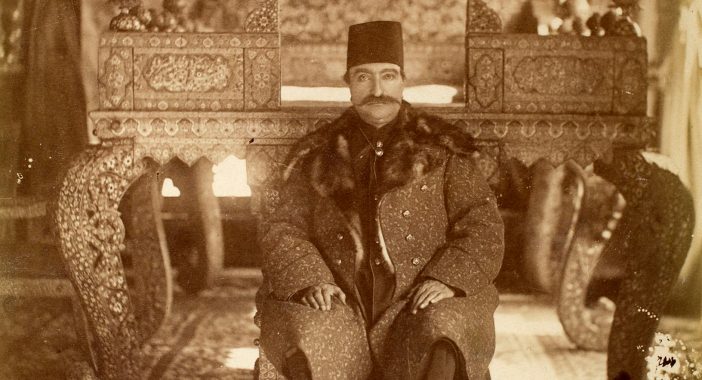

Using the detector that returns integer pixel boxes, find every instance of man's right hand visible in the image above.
[298,283,346,311]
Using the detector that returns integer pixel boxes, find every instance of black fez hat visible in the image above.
[347,21,403,69]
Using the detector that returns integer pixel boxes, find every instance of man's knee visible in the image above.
[289,302,362,338]
[398,303,458,339]
[261,300,365,348]
[260,300,371,378]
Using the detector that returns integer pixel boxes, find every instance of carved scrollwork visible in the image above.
[56,141,149,379]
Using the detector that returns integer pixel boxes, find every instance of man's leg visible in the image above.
[379,296,496,380]
[421,339,460,380]
[284,348,312,380]
[258,298,372,380]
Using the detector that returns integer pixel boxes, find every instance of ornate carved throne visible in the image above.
[57,0,693,379]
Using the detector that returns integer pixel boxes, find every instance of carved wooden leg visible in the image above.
[593,150,694,379]
[56,142,148,379]
[522,160,584,294]
[191,159,225,288]
[122,167,173,342]
[558,171,623,351]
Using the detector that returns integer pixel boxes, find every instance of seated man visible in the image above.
[256,21,504,380]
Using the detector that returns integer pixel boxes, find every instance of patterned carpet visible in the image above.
[2,269,701,379]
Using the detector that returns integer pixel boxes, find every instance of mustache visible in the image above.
[360,95,402,105]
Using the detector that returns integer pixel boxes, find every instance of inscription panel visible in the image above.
[133,47,245,111]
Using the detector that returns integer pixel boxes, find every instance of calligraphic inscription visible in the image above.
[142,54,232,92]
[133,48,244,111]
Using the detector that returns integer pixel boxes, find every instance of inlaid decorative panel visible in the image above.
[503,48,614,114]
[98,33,279,112]
[98,47,134,110]
[613,52,647,115]
[466,48,503,112]
[466,35,648,116]
[245,48,281,110]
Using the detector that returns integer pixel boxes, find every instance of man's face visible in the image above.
[348,62,404,128]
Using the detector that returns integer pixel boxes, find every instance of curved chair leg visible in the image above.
[56,142,149,379]
[122,167,173,342]
[166,159,224,294]
[191,159,225,289]
[557,168,623,351]
[593,150,694,379]
[522,160,585,294]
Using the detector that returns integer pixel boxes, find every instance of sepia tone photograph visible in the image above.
[0,0,701,379]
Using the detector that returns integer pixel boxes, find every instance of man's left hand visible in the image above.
[409,279,456,314]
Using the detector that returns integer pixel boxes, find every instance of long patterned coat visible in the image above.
[257,104,504,380]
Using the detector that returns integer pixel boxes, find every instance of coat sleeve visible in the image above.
[258,158,336,301]
[420,153,504,297]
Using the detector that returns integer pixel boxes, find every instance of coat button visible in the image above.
[334,259,342,265]
[420,184,428,191]
[405,234,415,242]
[411,257,421,266]
[402,210,411,218]
[374,258,382,266]
[336,233,344,240]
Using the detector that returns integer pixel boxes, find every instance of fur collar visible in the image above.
[283,102,476,203]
